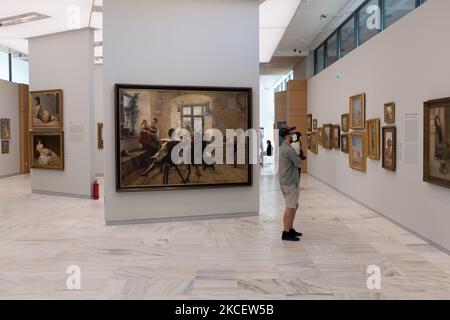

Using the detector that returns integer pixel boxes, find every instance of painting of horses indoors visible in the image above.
[115,84,252,191]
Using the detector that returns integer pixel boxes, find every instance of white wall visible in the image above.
[308,0,450,251]
[0,80,20,178]
[103,0,260,223]
[95,64,104,176]
[29,28,96,198]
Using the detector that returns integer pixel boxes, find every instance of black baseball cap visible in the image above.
[279,125,296,139]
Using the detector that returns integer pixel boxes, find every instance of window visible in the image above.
[326,32,338,66]
[340,16,356,58]
[12,57,29,84]
[0,51,9,81]
[384,0,416,29]
[316,44,325,73]
[358,0,380,45]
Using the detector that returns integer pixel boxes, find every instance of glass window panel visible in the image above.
[182,117,191,130]
[326,32,338,66]
[316,44,325,73]
[0,51,9,81]
[12,57,29,84]
[384,0,416,29]
[358,0,380,45]
[183,107,192,115]
[193,118,202,133]
[193,106,203,116]
[340,16,355,57]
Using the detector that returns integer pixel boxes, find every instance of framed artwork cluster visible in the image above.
[348,93,367,172]
[29,90,65,170]
[1,118,11,154]
[382,102,396,171]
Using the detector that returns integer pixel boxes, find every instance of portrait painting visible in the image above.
[318,127,323,146]
[341,134,349,153]
[98,123,104,150]
[367,119,380,160]
[115,84,252,191]
[322,124,332,149]
[30,132,64,170]
[332,125,340,149]
[311,132,318,154]
[341,114,349,133]
[382,126,396,171]
[1,118,11,139]
[29,90,64,129]
[307,114,312,132]
[1,141,9,154]
[349,132,367,172]
[313,119,318,130]
[384,102,395,124]
[424,98,450,188]
[349,93,366,130]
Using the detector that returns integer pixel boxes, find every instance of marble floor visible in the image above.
[0,172,450,300]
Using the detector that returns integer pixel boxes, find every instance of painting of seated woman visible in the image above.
[116,84,252,191]
[29,90,63,129]
[30,132,64,170]
[424,98,450,189]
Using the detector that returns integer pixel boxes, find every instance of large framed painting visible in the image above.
[1,118,11,139]
[332,125,340,149]
[97,123,104,149]
[29,89,64,129]
[424,98,450,188]
[367,119,380,160]
[307,114,312,132]
[1,141,9,154]
[311,132,318,154]
[115,84,252,191]
[322,124,332,149]
[349,132,367,172]
[341,134,349,153]
[349,93,366,130]
[341,114,349,133]
[30,131,64,170]
[382,126,396,171]
[318,127,323,146]
[384,102,395,124]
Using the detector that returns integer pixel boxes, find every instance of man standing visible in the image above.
[279,126,303,241]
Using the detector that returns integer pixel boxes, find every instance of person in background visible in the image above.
[266,140,273,157]
[279,126,303,242]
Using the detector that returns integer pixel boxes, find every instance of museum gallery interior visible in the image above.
[0,0,450,301]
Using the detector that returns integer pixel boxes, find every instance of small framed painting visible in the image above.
[366,119,380,160]
[322,124,332,150]
[29,89,64,129]
[332,125,341,149]
[313,119,318,130]
[1,140,9,154]
[1,118,11,139]
[341,134,349,153]
[311,132,319,154]
[349,93,366,130]
[30,131,65,170]
[318,127,323,146]
[349,132,367,172]
[341,114,349,133]
[424,98,450,188]
[384,102,395,124]
[307,114,313,132]
[97,123,104,149]
[382,126,396,171]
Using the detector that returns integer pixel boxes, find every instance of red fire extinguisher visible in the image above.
[92,180,100,200]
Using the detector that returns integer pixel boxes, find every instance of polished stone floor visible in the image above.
[0,172,450,300]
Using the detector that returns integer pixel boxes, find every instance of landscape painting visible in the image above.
[424,98,450,188]
[349,132,367,172]
[115,84,252,191]
[350,93,365,130]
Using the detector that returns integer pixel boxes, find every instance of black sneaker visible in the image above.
[282,231,300,241]
[290,229,303,237]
